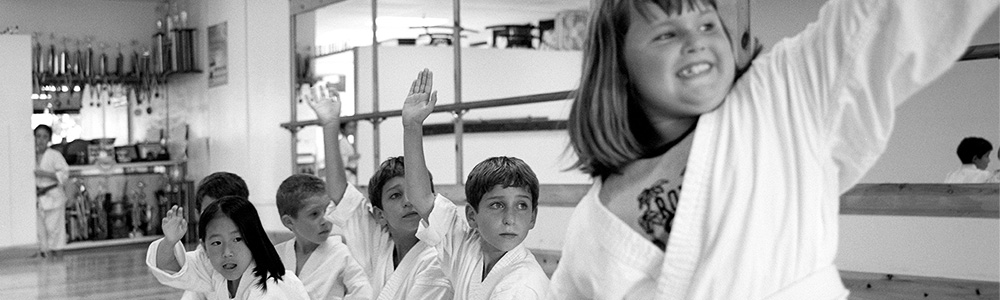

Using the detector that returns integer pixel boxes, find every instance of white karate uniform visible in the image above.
[274,236,374,300]
[179,245,213,300]
[36,148,69,251]
[549,1,999,299]
[944,164,993,183]
[327,184,453,300]
[416,195,550,300]
[146,238,310,300]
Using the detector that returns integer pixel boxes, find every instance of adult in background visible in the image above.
[34,124,69,258]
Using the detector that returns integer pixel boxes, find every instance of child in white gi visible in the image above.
[552,0,999,299]
[302,83,454,300]
[401,69,550,299]
[274,173,374,299]
[944,137,993,183]
[147,197,310,299]
[180,171,251,300]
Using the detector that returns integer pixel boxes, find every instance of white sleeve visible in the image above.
[753,0,998,190]
[339,246,375,300]
[145,238,215,293]
[260,273,311,300]
[415,194,472,274]
[326,183,385,276]
[49,150,70,186]
[178,291,208,300]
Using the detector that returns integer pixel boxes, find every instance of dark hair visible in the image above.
[339,120,356,133]
[34,124,53,136]
[195,172,250,210]
[465,156,539,211]
[367,156,433,210]
[957,137,993,164]
[198,196,284,290]
[566,0,763,178]
[276,174,326,217]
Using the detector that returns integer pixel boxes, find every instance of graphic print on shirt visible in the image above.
[636,168,683,251]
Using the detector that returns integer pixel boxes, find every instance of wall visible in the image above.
[170,0,292,232]
[837,216,998,281]
[0,0,160,48]
[353,46,588,186]
[0,36,37,248]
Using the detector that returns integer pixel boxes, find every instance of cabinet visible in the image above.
[63,160,195,249]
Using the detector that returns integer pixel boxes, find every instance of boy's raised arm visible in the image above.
[301,83,349,205]
[401,69,438,221]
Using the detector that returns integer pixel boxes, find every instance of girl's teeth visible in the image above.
[680,63,711,77]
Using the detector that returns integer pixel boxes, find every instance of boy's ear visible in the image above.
[529,205,537,230]
[465,204,478,229]
[280,214,295,230]
[372,207,387,226]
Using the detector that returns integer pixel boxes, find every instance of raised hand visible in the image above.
[161,205,188,244]
[300,83,342,126]
[401,69,438,127]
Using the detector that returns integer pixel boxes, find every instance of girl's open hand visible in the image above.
[401,69,437,127]
[161,205,188,244]
[300,83,342,126]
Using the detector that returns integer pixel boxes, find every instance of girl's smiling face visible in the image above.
[623,1,735,122]
[204,216,252,281]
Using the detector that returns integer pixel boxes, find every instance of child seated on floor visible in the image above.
[274,173,373,299]
[401,69,550,299]
[945,137,994,183]
[300,82,453,299]
[147,197,309,299]
[180,171,251,300]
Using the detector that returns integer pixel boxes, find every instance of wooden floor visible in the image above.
[1,244,996,299]
[0,244,183,300]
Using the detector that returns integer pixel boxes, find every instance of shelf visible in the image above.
[69,160,185,174]
[63,235,161,251]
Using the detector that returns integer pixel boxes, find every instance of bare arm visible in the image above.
[401,69,438,221]
[155,205,186,272]
[301,83,348,205]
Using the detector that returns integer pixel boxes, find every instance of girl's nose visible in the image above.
[684,35,707,54]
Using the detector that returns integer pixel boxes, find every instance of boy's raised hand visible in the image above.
[300,83,342,126]
[161,205,188,244]
[402,69,437,127]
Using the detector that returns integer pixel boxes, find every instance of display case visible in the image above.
[63,160,194,249]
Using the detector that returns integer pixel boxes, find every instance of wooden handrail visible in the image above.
[280,90,574,131]
[960,43,1000,61]
[360,183,1000,218]
[840,183,999,218]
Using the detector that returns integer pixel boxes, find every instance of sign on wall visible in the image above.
[208,22,228,88]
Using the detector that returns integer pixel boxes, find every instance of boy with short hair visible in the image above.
[945,137,994,183]
[401,69,549,299]
[274,174,373,300]
[302,83,453,299]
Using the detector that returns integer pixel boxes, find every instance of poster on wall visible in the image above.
[208,22,228,88]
